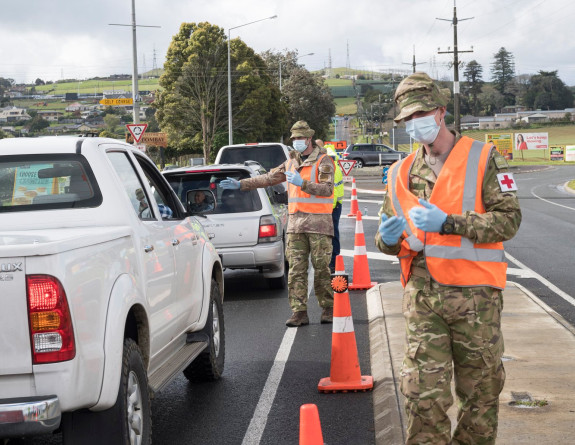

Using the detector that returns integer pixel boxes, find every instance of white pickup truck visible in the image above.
[0,136,224,444]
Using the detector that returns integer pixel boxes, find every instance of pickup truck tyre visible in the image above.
[183,279,225,382]
[61,338,151,445]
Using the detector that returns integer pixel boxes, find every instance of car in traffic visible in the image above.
[0,136,224,444]
[214,142,292,190]
[163,161,289,289]
[342,143,408,168]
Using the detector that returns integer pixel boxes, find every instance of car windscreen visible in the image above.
[165,169,262,214]
[218,145,285,172]
[0,154,102,213]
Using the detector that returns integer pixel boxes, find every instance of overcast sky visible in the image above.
[2,0,574,86]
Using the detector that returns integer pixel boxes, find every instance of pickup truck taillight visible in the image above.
[26,275,76,364]
[258,215,278,243]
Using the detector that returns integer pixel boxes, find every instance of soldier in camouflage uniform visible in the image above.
[221,121,335,327]
[375,73,521,444]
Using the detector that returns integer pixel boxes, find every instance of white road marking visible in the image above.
[505,252,575,307]
[242,327,297,445]
[531,186,575,211]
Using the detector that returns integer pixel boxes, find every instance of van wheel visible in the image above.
[355,159,364,168]
[62,338,151,445]
[183,279,225,382]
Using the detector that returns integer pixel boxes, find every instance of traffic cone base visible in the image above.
[317,375,374,393]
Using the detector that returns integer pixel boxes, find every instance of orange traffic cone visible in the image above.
[299,404,324,445]
[348,211,377,290]
[318,255,373,393]
[347,177,358,217]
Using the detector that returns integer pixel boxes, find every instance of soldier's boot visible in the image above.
[320,307,333,324]
[285,311,309,327]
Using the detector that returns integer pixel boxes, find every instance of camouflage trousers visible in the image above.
[285,233,334,312]
[401,272,505,445]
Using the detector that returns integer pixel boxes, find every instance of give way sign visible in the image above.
[338,159,356,176]
[126,124,148,143]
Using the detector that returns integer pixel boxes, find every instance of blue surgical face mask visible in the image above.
[293,139,308,152]
[405,111,441,145]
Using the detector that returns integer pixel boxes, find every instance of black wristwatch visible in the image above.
[440,215,455,235]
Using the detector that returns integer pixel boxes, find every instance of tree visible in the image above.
[26,115,49,132]
[491,47,515,105]
[463,60,484,116]
[155,22,285,162]
[522,71,574,110]
[281,68,335,140]
[103,114,121,133]
[478,84,505,115]
[35,78,45,86]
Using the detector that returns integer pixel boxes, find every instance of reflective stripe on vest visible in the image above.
[287,154,334,214]
[389,137,507,289]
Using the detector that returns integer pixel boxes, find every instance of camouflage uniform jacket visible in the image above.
[375,133,522,272]
[240,146,335,237]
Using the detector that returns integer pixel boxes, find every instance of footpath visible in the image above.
[366,281,575,444]
[345,168,575,444]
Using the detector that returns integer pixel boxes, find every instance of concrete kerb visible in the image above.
[366,280,575,444]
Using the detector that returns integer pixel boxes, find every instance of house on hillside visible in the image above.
[0,107,31,122]
[37,110,64,122]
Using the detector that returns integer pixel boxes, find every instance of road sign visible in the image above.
[125,131,167,147]
[100,98,134,106]
[338,159,356,176]
[126,124,148,143]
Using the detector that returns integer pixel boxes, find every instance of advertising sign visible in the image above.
[514,132,549,150]
[486,133,513,160]
[566,145,575,162]
[100,98,133,106]
[550,145,565,161]
[11,164,56,205]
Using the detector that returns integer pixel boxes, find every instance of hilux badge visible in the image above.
[0,262,23,272]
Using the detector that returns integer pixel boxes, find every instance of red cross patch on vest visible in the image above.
[497,173,518,192]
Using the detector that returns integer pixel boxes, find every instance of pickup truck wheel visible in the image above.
[61,338,151,445]
[183,279,225,382]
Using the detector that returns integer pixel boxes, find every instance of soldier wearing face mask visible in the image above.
[375,72,521,444]
[220,120,335,327]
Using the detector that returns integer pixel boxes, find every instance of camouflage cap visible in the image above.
[290,120,315,138]
[394,72,451,123]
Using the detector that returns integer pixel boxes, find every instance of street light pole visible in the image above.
[227,15,277,145]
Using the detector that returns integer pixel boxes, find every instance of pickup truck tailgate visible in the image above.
[0,257,32,375]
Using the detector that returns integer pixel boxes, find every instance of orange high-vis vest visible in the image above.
[286,154,334,215]
[387,136,507,289]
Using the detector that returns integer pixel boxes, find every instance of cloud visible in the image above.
[1,0,574,85]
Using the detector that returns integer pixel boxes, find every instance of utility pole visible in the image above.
[109,0,160,124]
[403,45,426,73]
[437,0,473,134]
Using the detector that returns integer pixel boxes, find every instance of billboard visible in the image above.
[514,132,549,150]
[485,133,513,160]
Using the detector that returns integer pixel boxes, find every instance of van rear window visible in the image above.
[0,154,102,212]
[218,145,286,172]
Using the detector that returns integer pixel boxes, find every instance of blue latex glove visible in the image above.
[408,199,447,233]
[285,170,303,187]
[378,214,407,245]
[220,177,240,190]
